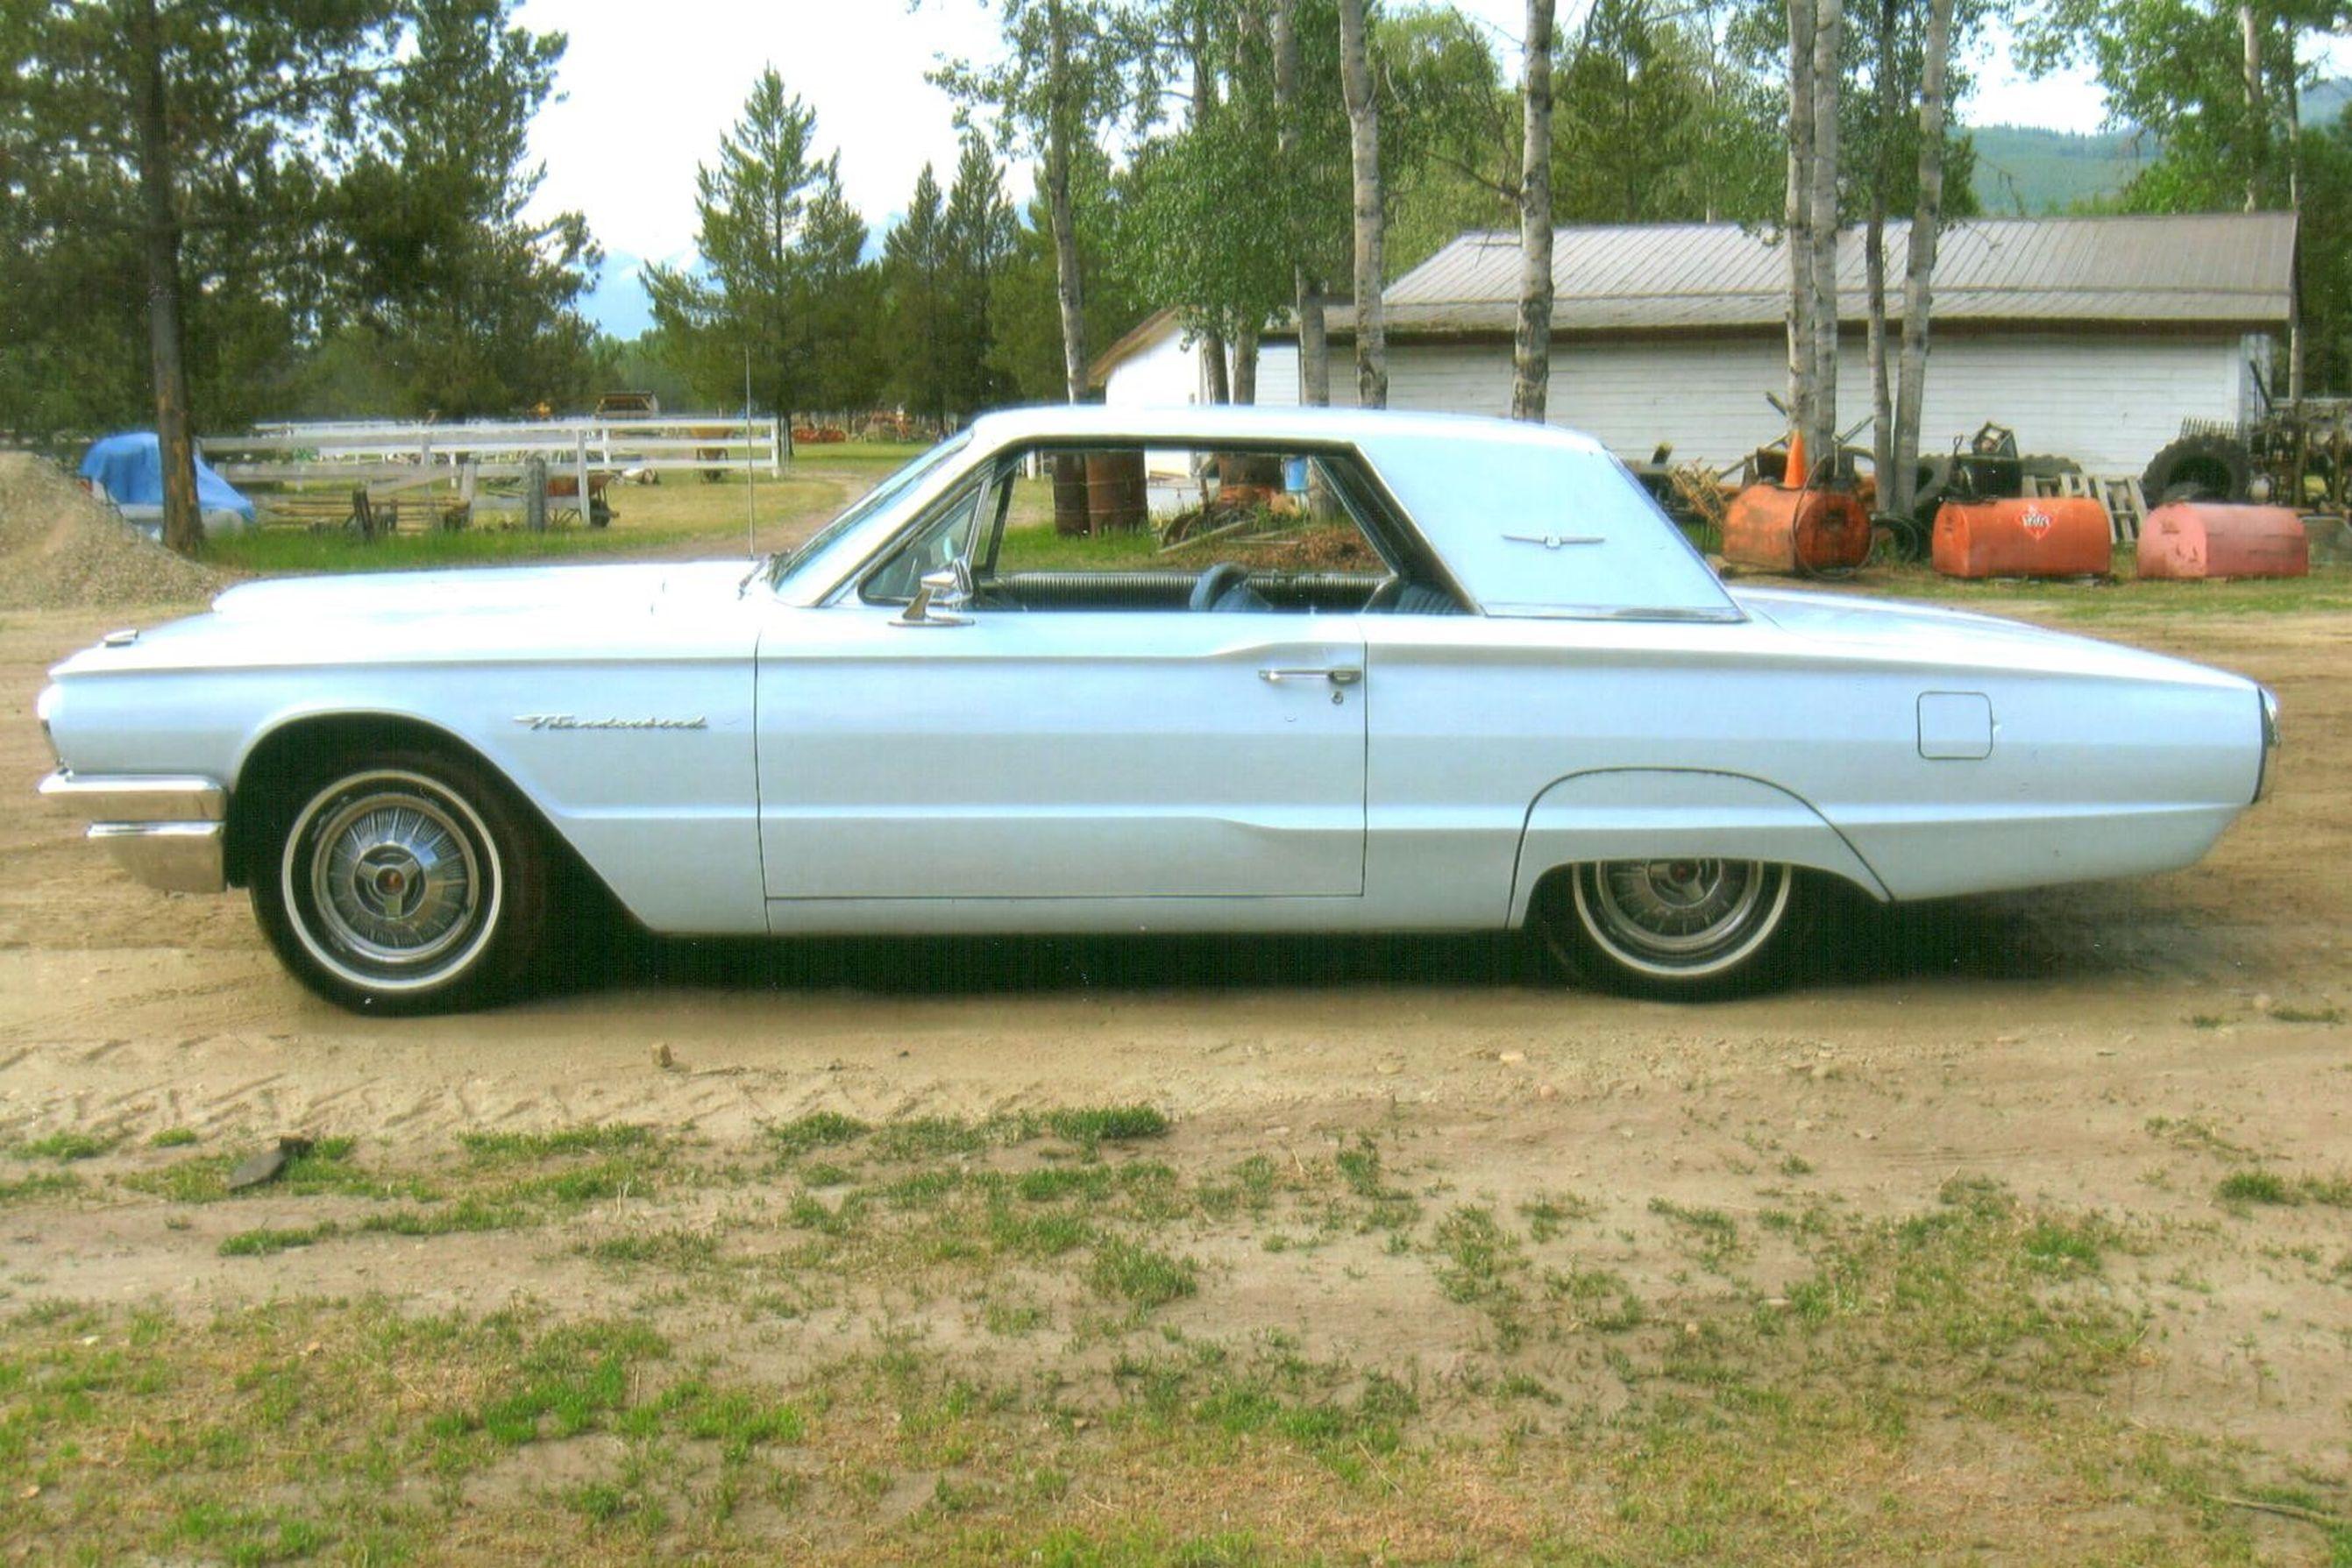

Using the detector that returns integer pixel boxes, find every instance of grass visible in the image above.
[1843,557,2352,621]
[0,1116,2337,1563]
[197,470,847,575]
[217,1222,338,1258]
[2217,1167,2352,1209]
[11,1131,117,1162]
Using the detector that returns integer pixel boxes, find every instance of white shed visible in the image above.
[1095,213,2296,477]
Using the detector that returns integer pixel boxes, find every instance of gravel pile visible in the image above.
[0,452,233,610]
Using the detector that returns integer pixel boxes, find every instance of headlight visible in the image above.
[2254,687,2280,803]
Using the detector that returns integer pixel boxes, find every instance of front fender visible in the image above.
[1508,768,1891,925]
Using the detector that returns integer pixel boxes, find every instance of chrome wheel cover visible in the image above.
[282,770,502,992]
[1574,859,1791,978]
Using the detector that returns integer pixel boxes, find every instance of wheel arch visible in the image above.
[224,710,611,912]
[1506,767,1892,927]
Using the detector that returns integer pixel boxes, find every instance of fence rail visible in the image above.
[203,415,787,488]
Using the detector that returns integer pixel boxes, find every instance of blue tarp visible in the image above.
[78,432,256,521]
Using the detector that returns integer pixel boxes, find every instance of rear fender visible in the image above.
[1508,768,1892,925]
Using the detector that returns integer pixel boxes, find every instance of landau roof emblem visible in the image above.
[514,713,707,732]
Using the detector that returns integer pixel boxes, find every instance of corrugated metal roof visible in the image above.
[1375,213,2297,335]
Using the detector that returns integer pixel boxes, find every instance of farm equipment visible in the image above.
[2140,376,2351,514]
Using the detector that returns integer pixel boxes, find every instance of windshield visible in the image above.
[767,433,972,589]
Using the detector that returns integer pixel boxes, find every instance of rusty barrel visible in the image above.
[1720,483,1871,574]
[1932,496,2111,578]
[2135,501,2308,580]
[1051,454,1091,536]
[1084,450,1148,534]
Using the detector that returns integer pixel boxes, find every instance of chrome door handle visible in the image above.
[1259,666,1362,685]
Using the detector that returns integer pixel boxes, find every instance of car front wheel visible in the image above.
[1534,859,1805,998]
[252,750,550,1014]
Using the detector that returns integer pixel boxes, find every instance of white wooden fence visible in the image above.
[205,414,782,490]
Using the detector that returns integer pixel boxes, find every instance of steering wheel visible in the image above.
[1362,576,1406,614]
[1189,560,1252,612]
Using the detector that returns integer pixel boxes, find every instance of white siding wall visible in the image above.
[1100,329,1205,408]
[1370,332,2248,473]
[1111,325,2247,475]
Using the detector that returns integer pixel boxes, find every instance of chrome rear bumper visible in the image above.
[39,771,228,894]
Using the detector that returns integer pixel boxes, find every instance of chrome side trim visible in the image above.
[89,823,226,895]
[39,771,226,824]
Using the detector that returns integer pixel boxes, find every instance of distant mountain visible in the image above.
[1967,77,2348,216]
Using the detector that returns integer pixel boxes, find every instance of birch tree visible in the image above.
[1336,0,1387,408]
[1782,0,1820,468]
[1890,0,1956,515]
[934,0,1143,403]
[1511,0,1559,422]
[1804,0,1843,472]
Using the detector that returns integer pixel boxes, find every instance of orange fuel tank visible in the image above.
[2135,501,2308,580]
[1721,484,1871,574]
[1932,496,2111,578]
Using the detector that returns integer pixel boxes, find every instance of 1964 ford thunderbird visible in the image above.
[36,407,2278,1013]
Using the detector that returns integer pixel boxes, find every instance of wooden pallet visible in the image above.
[2030,472,2147,543]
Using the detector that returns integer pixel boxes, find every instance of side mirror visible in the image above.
[897,557,974,627]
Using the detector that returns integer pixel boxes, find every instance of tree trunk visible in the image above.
[1865,0,1897,496]
[1806,0,1843,472]
[1272,0,1325,408]
[2284,27,2303,401]
[1045,1,1089,402]
[131,0,201,556]
[1511,0,1558,423]
[1891,0,1955,516]
[1233,321,1260,405]
[1336,0,1386,408]
[1201,330,1231,403]
[1297,277,1332,405]
[2240,2,2265,210]
[1783,0,1818,461]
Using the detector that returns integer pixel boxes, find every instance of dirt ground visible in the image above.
[2,578,2348,1561]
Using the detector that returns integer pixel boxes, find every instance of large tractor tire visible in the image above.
[2141,432,2251,505]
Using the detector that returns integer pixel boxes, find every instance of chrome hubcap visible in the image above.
[309,790,481,967]
[1593,859,1760,953]
[1574,858,1790,976]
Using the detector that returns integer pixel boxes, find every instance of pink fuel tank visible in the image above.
[2135,502,2309,580]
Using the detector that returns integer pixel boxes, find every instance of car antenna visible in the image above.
[744,345,757,560]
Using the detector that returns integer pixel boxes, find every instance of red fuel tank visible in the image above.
[1721,484,1871,574]
[1932,496,2112,578]
[2135,501,2309,580]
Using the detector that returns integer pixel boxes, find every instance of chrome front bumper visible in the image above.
[39,771,229,894]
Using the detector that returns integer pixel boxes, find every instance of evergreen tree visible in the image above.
[644,67,835,418]
[943,135,1020,416]
[884,165,955,422]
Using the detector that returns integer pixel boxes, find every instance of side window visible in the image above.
[859,479,991,604]
[977,443,1417,614]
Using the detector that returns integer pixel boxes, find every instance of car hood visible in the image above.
[205,560,753,623]
[1731,585,2251,690]
[53,560,762,677]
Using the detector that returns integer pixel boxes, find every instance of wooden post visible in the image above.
[573,431,590,524]
[525,458,548,533]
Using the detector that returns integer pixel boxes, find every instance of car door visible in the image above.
[755,606,1368,903]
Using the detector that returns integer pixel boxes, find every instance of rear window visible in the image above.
[1362,435,1737,621]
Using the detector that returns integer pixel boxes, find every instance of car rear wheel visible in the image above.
[1533,859,1804,997]
[251,750,550,1014]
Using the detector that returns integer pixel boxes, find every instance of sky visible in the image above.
[514,0,2344,333]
